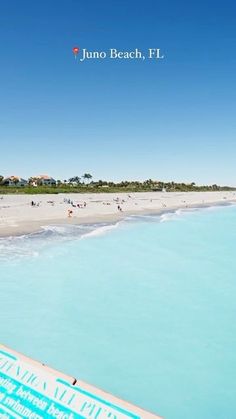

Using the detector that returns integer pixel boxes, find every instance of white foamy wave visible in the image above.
[159,208,190,222]
[41,225,75,235]
[39,224,92,239]
[42,225,67,233]
[175,209,183,216]
[0,238,40,261]
[0,222,122,261]
[160,212,178,223]
[80,222,120,239]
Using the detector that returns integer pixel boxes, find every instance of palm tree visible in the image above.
[82,173,93,184]
[68,176,81,184]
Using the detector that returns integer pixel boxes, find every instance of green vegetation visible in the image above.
[0,174,235,194]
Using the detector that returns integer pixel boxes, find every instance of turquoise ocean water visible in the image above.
[0,204,236,419]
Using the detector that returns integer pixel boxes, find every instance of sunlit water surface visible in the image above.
[1,205,236,419]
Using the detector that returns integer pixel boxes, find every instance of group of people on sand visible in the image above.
[31,200,40,207]
[64,198,87,208]
[114,197,125,212]
[66,196,126,217]
[67,201,87,217]
[114,197,125,204]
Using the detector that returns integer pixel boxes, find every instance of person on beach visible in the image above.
[68,209,73,217]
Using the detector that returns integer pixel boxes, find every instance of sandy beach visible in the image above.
[0,191,235,237]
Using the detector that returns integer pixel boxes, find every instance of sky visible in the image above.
[0,0,236,185]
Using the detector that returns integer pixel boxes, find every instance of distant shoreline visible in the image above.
[0,191,235,238]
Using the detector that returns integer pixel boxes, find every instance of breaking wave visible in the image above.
[1,203,234,261]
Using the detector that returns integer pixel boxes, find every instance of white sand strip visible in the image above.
[0,191,235,237]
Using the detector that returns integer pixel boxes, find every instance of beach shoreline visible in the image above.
[0,191,235,238]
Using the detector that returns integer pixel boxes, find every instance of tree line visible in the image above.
[0,174,235,192]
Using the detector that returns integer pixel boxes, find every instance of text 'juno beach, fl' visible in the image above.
[73,48,165,62]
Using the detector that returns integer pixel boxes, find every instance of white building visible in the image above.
[33,175,57,186]
[3,176,28,187]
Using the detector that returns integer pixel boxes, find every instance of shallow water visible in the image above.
[0,205,236,418]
